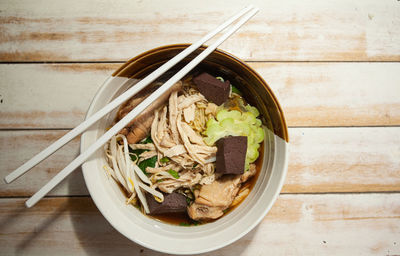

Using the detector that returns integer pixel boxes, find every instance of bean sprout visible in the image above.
[105,134,165,213]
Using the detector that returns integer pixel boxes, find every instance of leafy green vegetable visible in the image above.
[167,169,180,179]
[160,157,170,163]
[129,136,153,162]
[129,148,147,162]
[203,104,265,171]
[231,85,242,95]
[142,136,153,144]
[130,154,138,162]
[138,156,157,175]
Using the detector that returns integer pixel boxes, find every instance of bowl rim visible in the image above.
[81,44,289,254]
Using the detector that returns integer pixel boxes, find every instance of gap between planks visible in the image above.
[2,125,400,131]
[0,194,399,256]
[1,127,399,196]
[1,62,400,128]
[1,60,400,64]
[2,191,400,200]
[1,0,399,62]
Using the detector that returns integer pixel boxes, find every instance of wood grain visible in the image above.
[284,127,400,193]
[0,64,118,129]
[0,1,399,255]
[253,62,400,127]
[0,194,398,255]
[1,127,399,196]
[0,0,399,62]
[1,62,399,129]
[0,130,88,196]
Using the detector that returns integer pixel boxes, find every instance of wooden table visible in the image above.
[1,1,399,255]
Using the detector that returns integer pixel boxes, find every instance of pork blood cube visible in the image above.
[145,192,187,215]
[216,136,248,175]
[193,72,230,105]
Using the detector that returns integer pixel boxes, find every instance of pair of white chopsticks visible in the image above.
[4,5,259,208]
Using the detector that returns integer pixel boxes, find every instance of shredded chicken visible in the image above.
[203,163,215,176]
[155,171,202,193]
[178,94,205,110]
[140,150,157,160]
[181,122,205,145]
[146,164,180,174]
[129,143,156,151]
[168,91,181,144]
[192,105,207,132]
[183,104,196,123]
[151,110,167,154]
[164,145,186,157]
[205,102,218,116]
[145,89,221,194]
[176,115,207,165]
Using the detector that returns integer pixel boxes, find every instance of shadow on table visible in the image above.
[0,194,70,254]
[68,170,258,256]
[17,201,70,254]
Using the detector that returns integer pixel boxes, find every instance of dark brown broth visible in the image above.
[150,211,194,226]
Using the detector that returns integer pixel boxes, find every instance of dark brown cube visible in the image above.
[193,72,230,105]
[216,136,248,175]
[145,192,187,215]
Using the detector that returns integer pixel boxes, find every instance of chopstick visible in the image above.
[23,6,259,207]
[4,5,255,185]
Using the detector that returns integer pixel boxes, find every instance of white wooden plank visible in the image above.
[1,127,399,196]
[0,130,88,196]
[0,0,399,61]
[284,127,400,193]
[255,62,400,126]
[1,62,399,129]
[0,194,398,255]
[0,64,117,128]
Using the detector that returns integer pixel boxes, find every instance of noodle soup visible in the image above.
[104,72,265,225]
[81,44,288,254]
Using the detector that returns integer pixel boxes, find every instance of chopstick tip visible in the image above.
[4,175,12,184]
[25,199,34,208]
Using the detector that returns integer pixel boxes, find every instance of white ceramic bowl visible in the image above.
[81,45,289,254]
